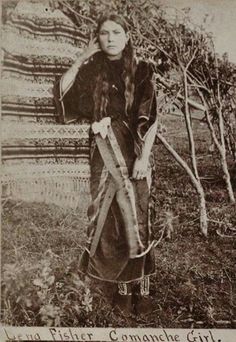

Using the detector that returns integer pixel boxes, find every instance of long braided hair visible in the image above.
[93,14,136,121]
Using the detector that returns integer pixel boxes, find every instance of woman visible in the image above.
[54,14,158,316]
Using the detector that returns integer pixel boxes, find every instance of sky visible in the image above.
[159,0,236,63]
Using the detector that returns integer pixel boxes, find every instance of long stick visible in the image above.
[157,133,208,236]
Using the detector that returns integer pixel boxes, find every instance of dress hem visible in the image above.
[77,268,156,284]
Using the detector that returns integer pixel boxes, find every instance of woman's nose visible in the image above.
[108,33,114,42]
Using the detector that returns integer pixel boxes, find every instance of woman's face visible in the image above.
[98,20,128,60]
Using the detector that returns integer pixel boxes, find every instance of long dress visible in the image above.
[54,55,158,284]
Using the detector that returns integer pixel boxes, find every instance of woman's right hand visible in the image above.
[61,37,101,95]
[76,37,101,64]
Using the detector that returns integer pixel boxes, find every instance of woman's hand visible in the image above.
[76,37,101,64]
[132,156,149,180]
[61,38,101,95]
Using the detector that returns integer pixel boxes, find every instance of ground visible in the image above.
[1,116,236,328]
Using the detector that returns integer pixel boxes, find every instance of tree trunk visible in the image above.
[198,185,208,237]
[183,70,199,179]
[218,105,235,203]
[157,133,208,236]
[220,152,235,203]
[198,90,235,203]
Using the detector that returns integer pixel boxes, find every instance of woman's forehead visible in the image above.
[99,20,125,32]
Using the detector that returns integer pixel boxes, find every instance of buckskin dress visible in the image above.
[54,54,158,284]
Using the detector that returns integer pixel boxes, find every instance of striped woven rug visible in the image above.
[2,0,91,217]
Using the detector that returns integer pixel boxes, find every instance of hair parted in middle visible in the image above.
[93,13,137,121]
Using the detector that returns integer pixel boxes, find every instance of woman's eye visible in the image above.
[114,31,121,34]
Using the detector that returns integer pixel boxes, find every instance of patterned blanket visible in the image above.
[2,0,91,217]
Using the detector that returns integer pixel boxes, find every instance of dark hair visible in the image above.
[93,13,136,121]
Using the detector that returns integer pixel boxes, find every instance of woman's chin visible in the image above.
[105,51,123,60]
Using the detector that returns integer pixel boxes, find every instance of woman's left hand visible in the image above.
[132,157,148,180]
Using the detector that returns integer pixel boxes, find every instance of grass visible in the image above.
[1,116,236,328]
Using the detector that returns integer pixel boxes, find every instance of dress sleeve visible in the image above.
[135,62,157,140]
[53,62,94,124]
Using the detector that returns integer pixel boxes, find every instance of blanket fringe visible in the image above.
[2,177,91,217]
